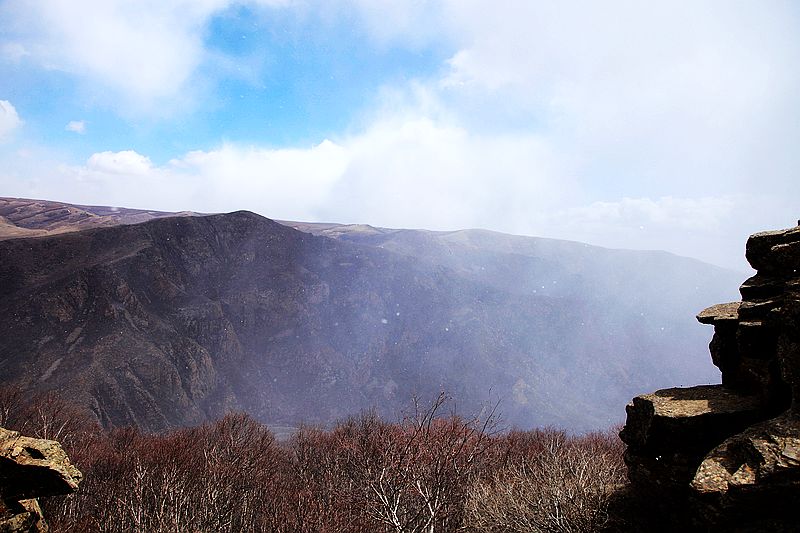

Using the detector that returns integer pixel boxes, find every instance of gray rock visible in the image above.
[0,428,81,533]
[621,222,800,530]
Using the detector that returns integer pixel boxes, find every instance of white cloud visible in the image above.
[1,118,565,230]
[341,0,446,48]
[0,0,291,114]
[173,140,349,220]
[539,196,738,262]
[534,194,800,270]
[557,197,737,232]
[3,140,349,221]
[65,120,86,134]
[341,2,800,195]
[87,150,153,175]
[318,115,571,232]
[2,1,205,112]
[0,116,793,270]
[333,0,800,266]
[0,100,22,140]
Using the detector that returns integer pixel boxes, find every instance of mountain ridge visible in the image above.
[0,196,202,241]
[0,198,743,432]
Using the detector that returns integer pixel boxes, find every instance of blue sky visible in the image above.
[0,3,450,161]
[1,1,798,270]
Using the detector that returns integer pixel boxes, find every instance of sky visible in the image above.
[0,1,798,271]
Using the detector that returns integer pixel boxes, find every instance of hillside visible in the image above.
[0,200,744,431]
[0,197,198,240]
[285,221,741,330]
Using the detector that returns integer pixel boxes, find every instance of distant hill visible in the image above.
[0,199,744,432]
[0,197,200,240]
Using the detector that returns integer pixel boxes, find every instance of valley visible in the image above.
[0,198,743,432]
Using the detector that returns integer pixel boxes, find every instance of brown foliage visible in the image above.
[0,385,99,448]
[1,387,627,532]
[45,413,287,533]
[345,394,496,533]
[463,429,625,533]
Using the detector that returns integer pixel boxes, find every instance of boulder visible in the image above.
[620,385,767,491]
[697,302,740,325]
[739,275,784,300]
[0,499,47,533]
[0,428,82,533]
[0,428,82,501]
[691,414,800,531]
[745,226,800,273]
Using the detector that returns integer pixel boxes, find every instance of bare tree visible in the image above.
[0,384,25,428]
[463,429,624,533]
[338,393,497,533]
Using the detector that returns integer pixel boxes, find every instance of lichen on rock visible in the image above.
[0,428,82,533]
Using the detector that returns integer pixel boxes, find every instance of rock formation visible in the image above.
[0,428,82,532]
[620,222,800,530]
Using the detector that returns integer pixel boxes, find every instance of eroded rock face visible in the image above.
[692,414,800,528]
[0,428,82,533]
[621,386,766,492]
[620,222,800,530]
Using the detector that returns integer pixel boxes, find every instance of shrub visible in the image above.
[45,414,287,533]
[0,386,628,533]
[463,430,625,533]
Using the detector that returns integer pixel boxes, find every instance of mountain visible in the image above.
[284,221,741,327]
[0,197,199,240]
[0,199,744,432]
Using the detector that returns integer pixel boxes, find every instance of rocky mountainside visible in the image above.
[285,221,740,362]
[620,222,800,531]
[0,200,743,432]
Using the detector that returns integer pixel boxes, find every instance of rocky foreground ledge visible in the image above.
[620,222,800,531]
[0,428,82,532]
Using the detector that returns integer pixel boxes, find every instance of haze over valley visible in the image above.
[0,197,742,432]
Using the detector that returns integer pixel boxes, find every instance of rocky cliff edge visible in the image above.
[620,222,800,531]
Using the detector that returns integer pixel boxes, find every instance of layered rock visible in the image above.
[0,428,82,532]
[620,222,800,530]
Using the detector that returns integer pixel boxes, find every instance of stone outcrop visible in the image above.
[0,428,82,532]
[620,222,800,530]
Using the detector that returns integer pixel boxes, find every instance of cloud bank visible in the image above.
[1,1,798,270]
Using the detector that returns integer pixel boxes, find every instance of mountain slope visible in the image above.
[0,196,198,240]
[0,203,744,432]
[285,221,745,377]
[285,221,741,313]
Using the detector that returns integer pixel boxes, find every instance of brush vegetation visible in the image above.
[1,386,635,533]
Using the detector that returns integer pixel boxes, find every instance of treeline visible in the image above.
[1,387,635,532]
